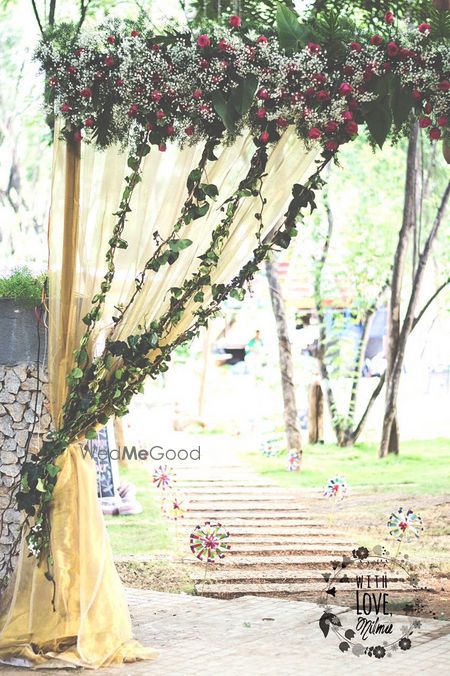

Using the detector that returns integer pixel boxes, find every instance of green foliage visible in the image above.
[211,74,258,134]
[429,7,450,41]
[362,74,414,148]
[0,267,45,306]
[189,0,296,29]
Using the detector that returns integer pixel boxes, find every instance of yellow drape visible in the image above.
[0,126,320,669]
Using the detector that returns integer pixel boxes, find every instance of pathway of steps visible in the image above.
[170,440,409,600]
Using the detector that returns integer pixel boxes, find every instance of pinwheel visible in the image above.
[323,476,348,500]
[388,508,423,543]
[190,521,230,562]
[152,464,176,490]
[161,492,189,521]
[287,449,301,472]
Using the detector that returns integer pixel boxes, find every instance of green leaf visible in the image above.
[115,368,124,379]
[71,367,83,379]
[169,238,193,252]
[211,90,238,134]
[230,288,245,301]
[276,4,304,51]
[363,100,392,148]
[46,464,60,478]
[390,76,412,128]
[36,478,46,493]
[230,74,259,116]
[202,183,219,199]
[187,168,202,192]
[98,413,109,425]
[85,429,98,440]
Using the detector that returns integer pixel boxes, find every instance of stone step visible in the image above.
[184,555,354,567]
[188,496,300,504]
[189,568,407,582]
[196,581,413,597]
[182,519,331,527]
[226,543,351,554]
[181,523,334,532]
[185,508,307,519]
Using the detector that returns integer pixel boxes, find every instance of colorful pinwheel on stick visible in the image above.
[161,492,189,521]
[152,465,176,490]
[190,521,231,594]
[190,521,230,562]
[323,476,348,501]
[287,449,301,472]
[388,508,423,557]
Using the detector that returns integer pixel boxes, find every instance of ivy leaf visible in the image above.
[202,183,219,199]
[169,239,193,252]
[85,429,98,440]
[230,288,245,301]
[36,478,46,493]
[276,4,304,52]
[187,168,202,192]
[71,367,83,379]
[46,464,60,478]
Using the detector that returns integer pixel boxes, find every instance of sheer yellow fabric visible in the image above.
[0,125,319,669]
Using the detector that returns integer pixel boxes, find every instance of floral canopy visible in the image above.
[0,5,449,670]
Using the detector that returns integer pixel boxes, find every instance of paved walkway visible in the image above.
[2,589,448,675]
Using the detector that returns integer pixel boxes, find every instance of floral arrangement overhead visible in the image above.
[36,6,450,155]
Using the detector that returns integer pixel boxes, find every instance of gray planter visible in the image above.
[0,299,47,366]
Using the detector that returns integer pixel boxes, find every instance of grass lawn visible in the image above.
[244,438,450,495]
[105,465,174,557]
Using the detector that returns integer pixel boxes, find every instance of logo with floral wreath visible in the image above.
[318,545,426,659]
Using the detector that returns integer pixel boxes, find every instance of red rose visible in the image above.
[260,131,270,143]
[307,42,321,53]
[418,117,431,128]
[305,87,315,98]
[387,41,400,57]
[363,66,374,81]
[131,30,139,38]
[200,58,209,69]
[438,80,450,91]
[218,39,230,52]
[257,35,268,44]
[338,83,353,96]
[158,144,166,152]
[104,55,115,66]
[84,118,94,128]
[107,35,116,44]
[80,87,92,98]
[418,22,431,34]
[128,104,139,117]
[424,102,433,114]
[193,88,203,99]
[185,126,194,136]
[67,66,76,74]
[146,123,154,132]
[197,34,210,48]
[348,99,358,111]
[276,117,289,127]
[60,103,71,113]
[256,107,267,119]
[345,120,358,135]
[438,116,449,126]
[229,15,241,28]
[151,91,162,103]
[385,10,394,25]
[342,111,353,121]
[325,140,338,152]
[115,79,124,87]
[49,76,58,86]
[370,35,383,46]
[156,110,165,120]
[308,127,322,140]
[166,125,175,136]
[73,131,82,142]
[151,44,161,51]
[325,121,338,134]
[350,42,362,52]
[429,127,441,140]
[313,73,326,84]
[411,89,422,101]
[316,90,330,103]
[343,65,354,76]
[257,88,269,100]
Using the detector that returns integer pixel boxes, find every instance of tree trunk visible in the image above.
[379,124,418,458]
[265,258,302,454]
[308,381,323,444]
